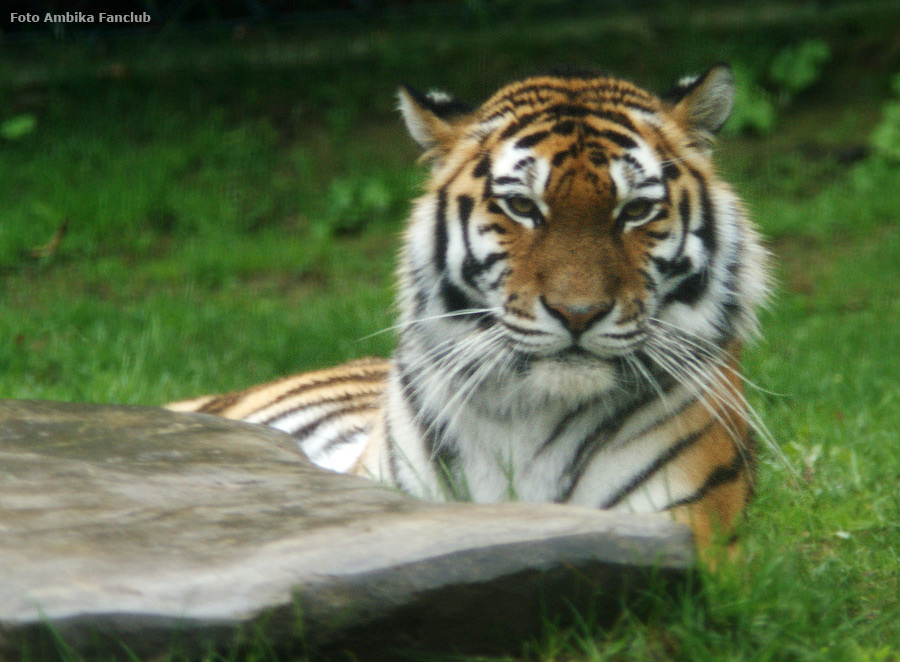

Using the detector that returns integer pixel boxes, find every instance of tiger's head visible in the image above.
[396,65,769,401]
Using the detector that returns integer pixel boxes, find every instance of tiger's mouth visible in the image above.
[554,346,600,362]
[524,332,648,364]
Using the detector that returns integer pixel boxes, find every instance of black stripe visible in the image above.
[501,319,549,336]
[533,401,592,458]
[487,266,512,291]
[552,120,577,135]
[196,392,247,415]
[513,156,535,171]
[497,109,543,138]
[483,167,494,199]
[499,105,638,141]
[289,401,378,443]
[487,200,505,216]
[605,327,643,340]
[434,189,449,273]
[438,277,479,315]
[552,104,593,118]
[553,143,581,167]
[260,388,381,426]
[652,255,692,277]
[693,176,718,256]
[457,194,474,223]
[598,129,638,149]
[462,251,508,288]
[676,189,691,259]
[601,421,714,509]
[560,370,678,501]
[559,413,633,502]
[661,175,718,309]
[665,449,748,510]
[488,80,655,111]
[315,423,368,451]
[458,194,479,290]
[515,130,550,149]
[581,169,602,187]
[478,222,508,235]
[646,121,687,182]
[504,349,536,375]
[480,251,508,271]
[593,108,639,132]
[588,149,608,167]
[494,176,521,185]
[484,82,578,113]
[551,144,578,167]
[663,268,710,306]
[225,369,385,420]
[576,121,603,138]
[662,162,681,182]
[472,154,491,179]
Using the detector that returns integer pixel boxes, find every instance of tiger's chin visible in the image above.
[493,350,623,409]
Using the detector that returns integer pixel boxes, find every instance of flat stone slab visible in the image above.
[0,399,694,660]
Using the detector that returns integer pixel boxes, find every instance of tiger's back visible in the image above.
[167,64,770,549]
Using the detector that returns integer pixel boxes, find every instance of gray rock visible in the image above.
[0,399,694,660]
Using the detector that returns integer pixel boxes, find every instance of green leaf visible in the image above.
[770,39,831,96]
[0,114,37,140]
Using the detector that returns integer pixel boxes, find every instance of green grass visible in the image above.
[2,6,900,661]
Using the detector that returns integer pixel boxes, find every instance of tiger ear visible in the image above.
[397,85,474,156]
[665,63,735,145]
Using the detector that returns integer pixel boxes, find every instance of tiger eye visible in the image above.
[506,196,539,217]
[620,199,653,220]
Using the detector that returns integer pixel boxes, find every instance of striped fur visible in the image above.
[168,358,389,472]
[167,65,770,548]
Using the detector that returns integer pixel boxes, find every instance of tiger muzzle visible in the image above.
[540,297,614,335]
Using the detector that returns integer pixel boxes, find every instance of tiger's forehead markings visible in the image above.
[480,75,659,117]
[461,75,675,213]
[471,83,664,163]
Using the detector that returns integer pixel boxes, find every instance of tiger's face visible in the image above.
[453,89,680,361]
[398,66,766,395]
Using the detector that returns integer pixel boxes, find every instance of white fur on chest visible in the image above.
[386,346,696,511]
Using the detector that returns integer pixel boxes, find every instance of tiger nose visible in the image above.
[540,297,614,334]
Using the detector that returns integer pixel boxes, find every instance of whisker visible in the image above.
[656,153,699,169]
[357,307,500,342]
[642,342,745,447]
[642,332,795,476]
[645,326,775,443]
[421,328,510,462]
[647,317,786,397]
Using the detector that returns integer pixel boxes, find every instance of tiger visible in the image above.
[167,63,771,549]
